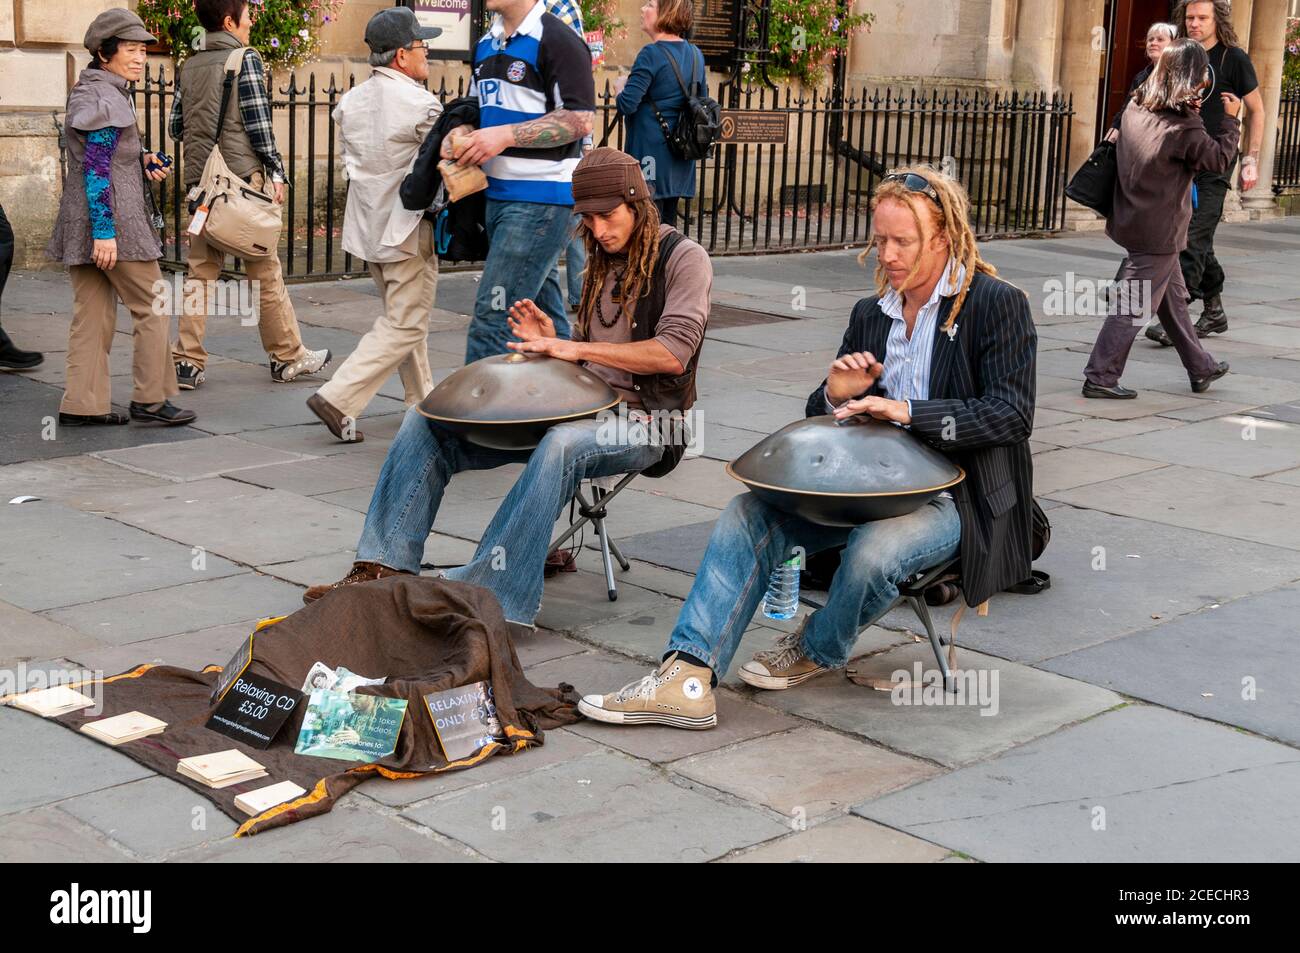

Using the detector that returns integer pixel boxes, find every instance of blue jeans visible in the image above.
[466,199,573,363]
[666,494,961,676]
[356,408,664,624]
[563,215,585,308]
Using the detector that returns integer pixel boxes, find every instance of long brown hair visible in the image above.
[573,201,662,339]
[859,165,997,334]
[1173,0,1240,48]
[1136,38,1210,113]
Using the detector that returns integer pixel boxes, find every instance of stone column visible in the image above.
[1241,0,1288,216]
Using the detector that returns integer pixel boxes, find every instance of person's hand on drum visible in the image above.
[833,395,911,425]
[826,351,883,404]
[507,298,557,342]
[506,335,582,362]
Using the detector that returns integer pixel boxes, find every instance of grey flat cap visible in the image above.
[83,8,156,52]
[365,7,442,55]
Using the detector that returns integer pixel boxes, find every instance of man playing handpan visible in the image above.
[581,166,1037,729]
[303,149,711,630]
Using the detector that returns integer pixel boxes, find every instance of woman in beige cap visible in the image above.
[46,9,195,426]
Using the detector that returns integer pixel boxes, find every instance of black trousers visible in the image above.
[655,196,679,229]
[1179,169,1231,302]
[0,202,13,326]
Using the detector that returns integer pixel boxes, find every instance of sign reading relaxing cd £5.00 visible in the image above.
[205,673,304,750]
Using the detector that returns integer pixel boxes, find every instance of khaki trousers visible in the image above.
[62,259,177,415]
[172,172,307,370]
[317,220,438,418]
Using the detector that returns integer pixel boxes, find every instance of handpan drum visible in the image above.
[727,415,965,526]
[417,352,620,450]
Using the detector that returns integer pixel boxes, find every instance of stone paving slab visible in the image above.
[0,707,153,816]
[58,775,239,858]
[1031,447,1166,495]
[0,455,169,508]
[89,477,367,565]
[1047,465,1300,552]
[648,456,745,510]
[1086,415,1300,477]
[723,814,952,863]
[611,518,716,575]
[92,435,310,482]
[0,374,205,465]
[63,621,255,676]
[0,600,103,666]
[1155,397,1264,422]
[232,415,405,456]
[225,453,383,496]
[1030,414,1182,448]
[0,501,245,612]
[361,727,603,808]
[1043,584,1300,747]
[0,806,136,862]
[744,641,1121,767]
[400,750,788,863]
[881,505,1300,662]
[173,801,483,862]
[853,705,1300,862]
[673,726,942,819]
[1037,387,1202,421]
[534,571,690,635]
[1250,401,1300,424]
[695,421,771,461]
[41,572,304,645]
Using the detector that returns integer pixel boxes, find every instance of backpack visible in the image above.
[650,43,721,162]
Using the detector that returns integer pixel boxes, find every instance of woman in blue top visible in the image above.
[615,0,706,228]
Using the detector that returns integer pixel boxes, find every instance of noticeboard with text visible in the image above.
[718,110,789,144]
[691,0,739,69]
[402,0,483,62]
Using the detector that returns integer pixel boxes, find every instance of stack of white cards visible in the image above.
[80,711,167,746]
[7,686,96,717]
[177,750,268,789]
[234,780,307,816]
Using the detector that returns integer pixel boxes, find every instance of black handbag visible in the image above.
[1065,139,1118,218]
[649,43,721,162]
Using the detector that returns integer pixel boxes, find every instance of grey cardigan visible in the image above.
[1107,103,1241,255]
[47,68,162,266]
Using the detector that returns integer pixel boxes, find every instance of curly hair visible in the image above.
[860,164,997,334]
[1173,0,1240,48]
[573,202,663,340]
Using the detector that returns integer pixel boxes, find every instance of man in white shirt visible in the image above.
[307,7,444,442]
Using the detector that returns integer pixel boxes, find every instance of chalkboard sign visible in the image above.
[205,673,303,750]
[692,0,739,69]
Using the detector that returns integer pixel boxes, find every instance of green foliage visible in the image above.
[765,0,872,86]
[137,0,346,72]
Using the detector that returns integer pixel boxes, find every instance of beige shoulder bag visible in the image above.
[191,47,282,259]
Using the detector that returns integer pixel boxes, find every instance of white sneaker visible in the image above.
[271,348,331,383]
[578,654,717,729]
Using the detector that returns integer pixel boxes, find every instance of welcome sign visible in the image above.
[404,0,482,61]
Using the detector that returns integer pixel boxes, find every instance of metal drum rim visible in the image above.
[415,395,622,427]
[725,460,966,498]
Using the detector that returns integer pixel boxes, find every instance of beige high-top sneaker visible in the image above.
[738,628,829,690]
[578,654,717,729]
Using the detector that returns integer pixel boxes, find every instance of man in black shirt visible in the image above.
[1147,0,1264,347]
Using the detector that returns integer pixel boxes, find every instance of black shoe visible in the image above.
[1144,323,1173,347]
[1195,296,1228,338]
[1190,361,1229,394]
[58,410,129,426]
[129,400,197,426]
[0,329,44,370]
[1082,381,1138,400]
[175,361,205,390]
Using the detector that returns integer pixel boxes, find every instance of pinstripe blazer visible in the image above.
[805,270,1038,606]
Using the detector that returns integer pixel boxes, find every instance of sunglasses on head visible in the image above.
[882,172,943,210]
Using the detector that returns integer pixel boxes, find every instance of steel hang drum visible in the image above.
[727,415,966,526]
[417,353,621,450]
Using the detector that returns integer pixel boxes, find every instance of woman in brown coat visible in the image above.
[1082,38,1240,399]
[47,9,194,426]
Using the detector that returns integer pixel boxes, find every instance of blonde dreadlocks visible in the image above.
[859,164,998,334]
[573,201,663,341]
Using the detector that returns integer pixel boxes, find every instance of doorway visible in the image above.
[1096,0,1178,137]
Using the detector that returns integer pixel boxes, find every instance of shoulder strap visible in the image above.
[656,226,685,267]
[214,47,248,140]
[658,42,694,100]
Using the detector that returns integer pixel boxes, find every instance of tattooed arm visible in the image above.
[454,109,594,166]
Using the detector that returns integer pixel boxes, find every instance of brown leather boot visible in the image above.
[302,561,412,604]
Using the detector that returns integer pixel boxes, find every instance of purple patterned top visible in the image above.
[84,126,121,240]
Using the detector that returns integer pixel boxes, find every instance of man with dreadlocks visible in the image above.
[301,148,711,631]
[582,166,1036,730]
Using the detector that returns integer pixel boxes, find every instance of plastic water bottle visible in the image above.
[762,557,801,620]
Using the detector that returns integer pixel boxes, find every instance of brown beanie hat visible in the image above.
[571,148,651,214]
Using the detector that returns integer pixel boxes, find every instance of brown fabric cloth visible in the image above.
[1107,105,1240,255]
[45,577,580,836]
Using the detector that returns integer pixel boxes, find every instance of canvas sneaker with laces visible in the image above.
[271,347,331,383]
[578,653,717,729]
[738,627,829,690]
